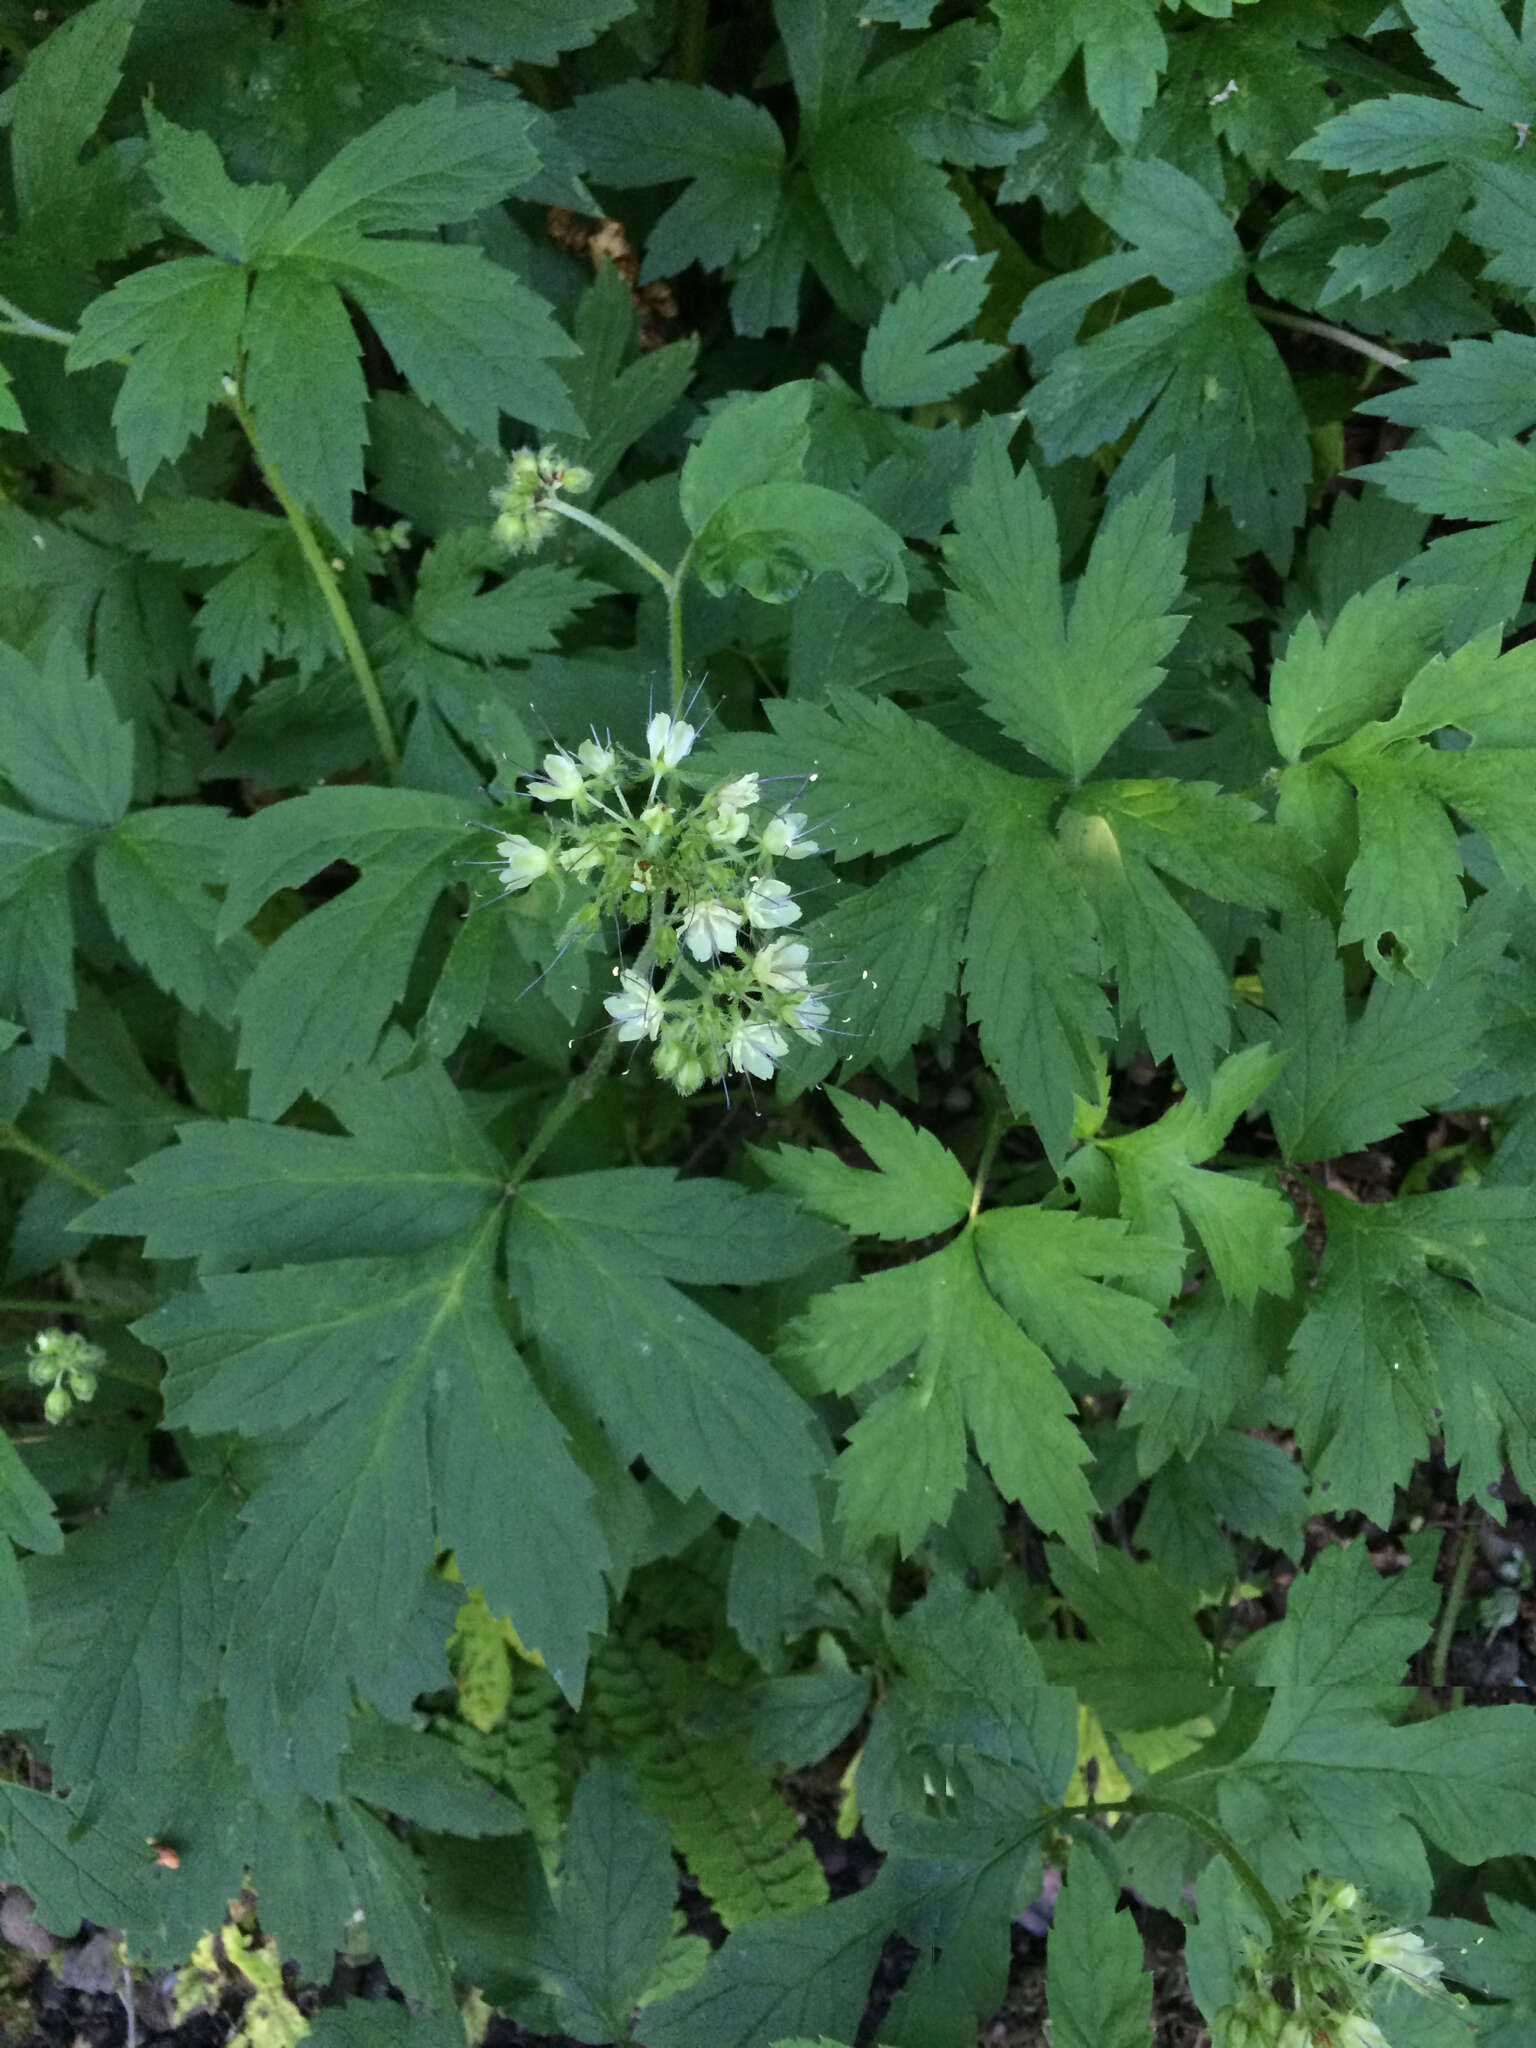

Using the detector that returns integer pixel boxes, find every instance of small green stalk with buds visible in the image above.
[27,1328,104,1425]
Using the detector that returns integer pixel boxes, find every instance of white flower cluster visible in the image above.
[484,711,828,1094]
[1212,1875,1450,2048]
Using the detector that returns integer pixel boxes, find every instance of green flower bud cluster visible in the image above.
[482,712,829,1094]
[26,1327,104,1425]
[489,445,593,555]
[1211,1875,1452,2048]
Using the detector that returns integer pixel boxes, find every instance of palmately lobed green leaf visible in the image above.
[945,428,1187,781]
[755,1086,972,1241]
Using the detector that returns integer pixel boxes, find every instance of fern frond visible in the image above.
[431,1662,569,1853]
[587,1631,827,1928]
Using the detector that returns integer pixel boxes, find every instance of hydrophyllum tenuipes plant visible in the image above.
[3,2,1536,2046]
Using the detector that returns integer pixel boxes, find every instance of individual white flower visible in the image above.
[1361,1929,1443,1991]
[1272,2021,1312,2048]
[729,1017,788,1080]
[577,736,616,777]
[646,712,696,772]
[526,751,586,803]
[744,877,801,930]
[789,993,829,1040]
[707,802,752,845]
[494,834,552,891]
[752,938,811,991]
[1332,2016,1390,2048]
[714,772,760,810]
[604,971,664,1042]
[679,898,741,960]
[760,809,817,858]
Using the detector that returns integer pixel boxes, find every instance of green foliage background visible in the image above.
[1,0,1536,2042]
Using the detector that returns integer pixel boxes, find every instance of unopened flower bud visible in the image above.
[655,1034,706,1095]
[43,1384,72,1425]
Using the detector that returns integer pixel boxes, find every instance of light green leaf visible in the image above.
[529,1764,676,2043]
[264,92,540,249]
[507,1178,826,1544]
[944,431,1187,781]
[327,237,581,444]
[67,259,249,492]
[756,1086,972,1241]
[81,1066,502,1266]
[0,641,133,827]
[93,807,243,1021]
[242,262,368,541]
[143,105,289,262]
[974,1208,1186,1385]
[692,481,908,605]
[679,383,813,537]
[1268,579,1446,762]
[8,0,143,223]
[1249,1532,1440,1692]
[1098,1045,1296,1305]
[1047,1851,1153,2048]
[1259,902,1506,1161]
[340,1712,526,1838]
[861,256,1004,408]
[794,1236,1097,1559]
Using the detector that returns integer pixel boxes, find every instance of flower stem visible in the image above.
[0,1124,110,1199]
[677,0,708,83]
[507,1029,622,1189]
[1430,1506,1487,1695]
[0,294,76,349]
[549,496,674,590]
[0,1296,142,1321]
[1253,305,1410,373]
[548,500,695,717]
[967,1102,1010,1223]
[667,542,694,718]
[226,386,401,779]
[1127,1792,1288,1938]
